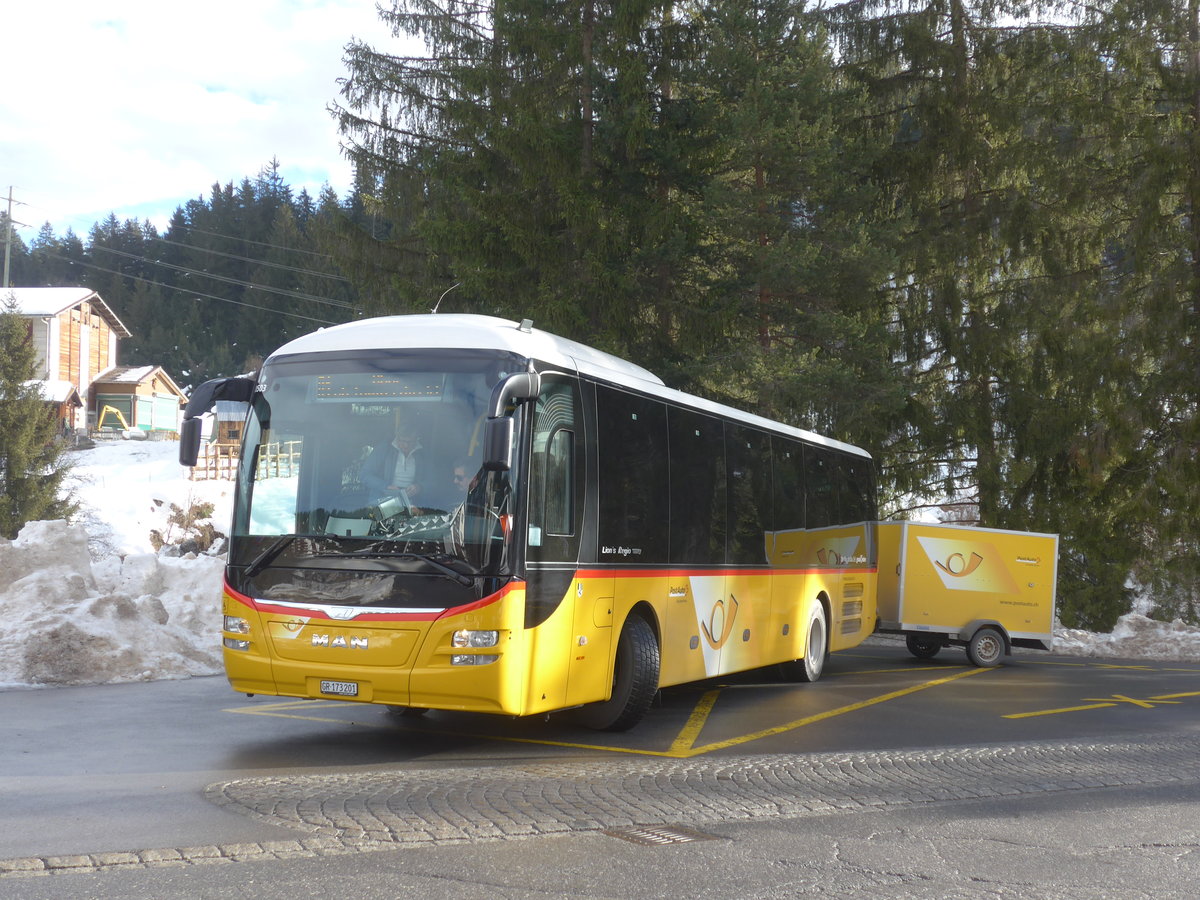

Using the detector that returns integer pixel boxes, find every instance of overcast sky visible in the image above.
[3,1,399,240]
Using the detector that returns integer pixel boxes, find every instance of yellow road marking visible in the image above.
[1005,690,1200,719]
[677,668,988,757]
[226,699,389,727]
[222,669,991,758]
[1083,694,1180,709]
[1004,703,1116,719]
[669,690,721,755]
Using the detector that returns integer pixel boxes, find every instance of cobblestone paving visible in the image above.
[2,736,1196,877]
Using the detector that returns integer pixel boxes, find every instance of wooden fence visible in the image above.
[189,441,302,481]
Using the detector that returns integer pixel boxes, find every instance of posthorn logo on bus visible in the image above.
[311,634,369,649]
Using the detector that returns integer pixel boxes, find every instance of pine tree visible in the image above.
[333,1,719,361]
[691,0,901,448]
[0,295,76,538]
[825,0,1163,627]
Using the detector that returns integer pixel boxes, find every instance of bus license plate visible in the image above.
[320,680,358,697]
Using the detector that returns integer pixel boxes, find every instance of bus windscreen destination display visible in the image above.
[314,372,445,401]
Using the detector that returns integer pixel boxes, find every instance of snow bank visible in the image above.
[0,519,224,688]
[1054,614,1200,662]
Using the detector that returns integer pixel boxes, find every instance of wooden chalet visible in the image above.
[6,287,183,434]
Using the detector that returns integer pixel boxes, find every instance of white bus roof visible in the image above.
[269,314,871,460]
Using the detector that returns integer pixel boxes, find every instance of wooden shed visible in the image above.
[90,366,187,434]
[27,379,84,435]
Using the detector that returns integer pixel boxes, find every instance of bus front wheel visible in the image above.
[573,614,660,732]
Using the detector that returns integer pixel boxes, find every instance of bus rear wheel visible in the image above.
[782,602,828,683]
[573,614,660,732]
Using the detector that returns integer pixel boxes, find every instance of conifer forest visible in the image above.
[5,0,1198,629]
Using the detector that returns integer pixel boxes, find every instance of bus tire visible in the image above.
[966,626,1006,668]
[782,601,828,683]
[905,634,942,660]
[387,705,429,718]
[573,614,660,732]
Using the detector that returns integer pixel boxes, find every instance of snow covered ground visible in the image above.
[0,439,1198,690]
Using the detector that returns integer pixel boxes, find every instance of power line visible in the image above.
[169,222,342,263]
[89,245,359,311]
[143,233,351,283]
[39,251,344,326]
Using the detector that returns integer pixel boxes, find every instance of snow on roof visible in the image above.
[93,365,188,399]
[24,379,82,404]
[3,287,132,337]
[96,365,157,384]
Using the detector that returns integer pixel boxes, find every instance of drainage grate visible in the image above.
[603,825,720,846]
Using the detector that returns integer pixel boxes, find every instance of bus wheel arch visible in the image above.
[570,608,660,732]
[783,594,830,684]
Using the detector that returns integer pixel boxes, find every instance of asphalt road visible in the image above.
[2,640,1198,898]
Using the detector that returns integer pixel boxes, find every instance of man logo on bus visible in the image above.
[934,551,985,578]
[701,595,740,650]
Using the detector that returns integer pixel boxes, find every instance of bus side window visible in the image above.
[726,424,773,565]
[772,437,805,533]
[528,378,581,562]
[804,445,838,530]
[596,386,668,564]
[668,407,727,565]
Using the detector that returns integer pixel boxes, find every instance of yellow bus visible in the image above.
[180,314,878,730]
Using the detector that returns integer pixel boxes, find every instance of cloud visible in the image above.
[2,0,397,236]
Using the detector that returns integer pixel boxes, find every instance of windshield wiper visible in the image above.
[244,535,298,577]
[338,550,475,586]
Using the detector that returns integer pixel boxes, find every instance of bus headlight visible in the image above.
[452,629,498,648]
[224,616,251,651]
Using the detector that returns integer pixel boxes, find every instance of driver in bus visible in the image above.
[362,425,425,504]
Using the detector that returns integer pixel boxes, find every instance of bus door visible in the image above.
[663,407,728,686]
[523,375,609,711]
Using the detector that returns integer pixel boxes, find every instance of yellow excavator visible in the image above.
[96,405,132,431]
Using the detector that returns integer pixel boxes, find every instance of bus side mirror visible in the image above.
[179,417,204,467]
[482,417,514,471]
[482,369,541,471]
[178,376,257,467]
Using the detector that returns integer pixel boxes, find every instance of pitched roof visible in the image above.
[92,365,187,400]
[24,379,83,405]
[3,287,132,338]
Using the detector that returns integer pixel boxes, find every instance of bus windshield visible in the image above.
[229,348,526,589]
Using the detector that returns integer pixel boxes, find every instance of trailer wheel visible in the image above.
[573,614,660,732]
[905,634,941,660]
[966,626,1005,668]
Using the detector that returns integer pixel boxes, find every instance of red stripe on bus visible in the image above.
[223,578,522,622]
[572,567,877,579]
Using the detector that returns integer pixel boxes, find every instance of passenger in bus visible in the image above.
[422,458,474,514]
[361,425,425,502]
[452,458,475,494]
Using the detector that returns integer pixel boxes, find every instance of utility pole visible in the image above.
[3,186,13,289]
[3,186,29,290]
